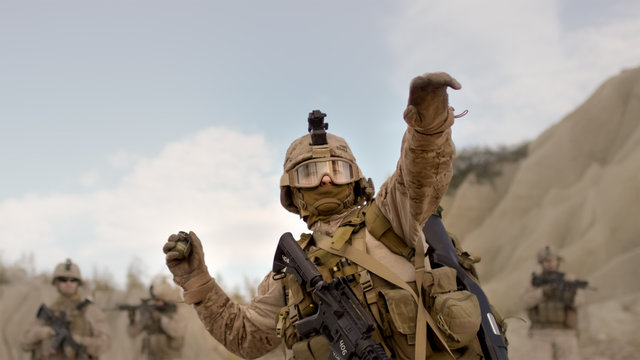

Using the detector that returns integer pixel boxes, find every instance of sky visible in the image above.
[1,0,639,292]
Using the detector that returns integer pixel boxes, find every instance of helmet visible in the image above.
[280,113,374,215]
[537,245,563,264]
[52,258,83,285]
[150,275,182,303]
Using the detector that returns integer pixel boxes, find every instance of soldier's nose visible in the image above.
[320,175,333,186]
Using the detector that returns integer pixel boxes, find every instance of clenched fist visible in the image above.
[163,231,214,304]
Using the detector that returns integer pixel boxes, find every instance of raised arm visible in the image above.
[376,72,460,247]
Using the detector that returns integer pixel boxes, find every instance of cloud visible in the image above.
[385,0,640,147]
[0,127,307,289]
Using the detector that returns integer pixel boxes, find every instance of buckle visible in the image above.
[359,269,373,292]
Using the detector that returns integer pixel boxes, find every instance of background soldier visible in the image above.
[163,72,486,359]
[126,277,187,360]
[520,245,586,360]
[20,258,111,359]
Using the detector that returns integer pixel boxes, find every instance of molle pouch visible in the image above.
[536,301,567,327]
[284,275,316,318]
[430,266,458,295]
[378,287,418,359]
[291,335,331,360]
[431,290,481,350]
[278,275,316,349]
[276,307,298,349]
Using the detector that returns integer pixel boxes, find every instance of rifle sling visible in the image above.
[313,234,456,360]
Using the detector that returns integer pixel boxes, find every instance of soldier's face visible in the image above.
[542,257,558,272]
[56,277,79,296]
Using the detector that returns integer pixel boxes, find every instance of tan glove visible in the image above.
[32,325,55,341]
[403,72,461,134]
[163,231,215,304]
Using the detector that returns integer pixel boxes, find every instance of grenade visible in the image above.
[173,231,192,259]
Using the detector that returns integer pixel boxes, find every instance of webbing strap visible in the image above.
[414,236,454,360]
[414,237,428,360]
[332,225,357,250]
[314,235,455,360]
[331,208,366,250]
[364,202,415,261]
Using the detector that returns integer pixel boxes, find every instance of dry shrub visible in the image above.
[450,142,529,192]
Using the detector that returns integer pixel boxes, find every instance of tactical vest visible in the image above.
[34,297,93,360]
[276,202,484,360]
[140,309,185,360]
[528,282,578,330]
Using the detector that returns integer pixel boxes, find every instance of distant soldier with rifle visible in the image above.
[21,259,111,359]
[520,246,587,360]
[164,73,507,359]
[117,277,186,360]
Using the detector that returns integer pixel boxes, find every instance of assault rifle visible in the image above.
[106,299,176,326]
[531,271,591,303]
[424,215,509,360]
[273,232,390,360]
[36,304,89,360]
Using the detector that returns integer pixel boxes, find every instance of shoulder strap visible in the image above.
[363,201,415,261]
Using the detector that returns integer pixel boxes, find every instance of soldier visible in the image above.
[126,277,187,360]
[164,72,485,359]
[520,246,586,360]
[20,258,111,359]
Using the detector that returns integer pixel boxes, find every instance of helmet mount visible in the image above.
[308,110,328,146]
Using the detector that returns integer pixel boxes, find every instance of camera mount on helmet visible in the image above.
[307,110,328,146]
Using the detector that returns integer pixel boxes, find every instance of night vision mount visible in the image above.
[308,110,328,146]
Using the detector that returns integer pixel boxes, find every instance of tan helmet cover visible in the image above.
[52,258,83,285]
[150,275,183,303]
[282,133,358,173]
[537,245,563,264]
[280,133,373,214]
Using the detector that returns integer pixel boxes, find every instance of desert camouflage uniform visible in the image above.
[521,271,585,360]
[166,73,481,359]
[21,293,111,359]
[127,304,187,360]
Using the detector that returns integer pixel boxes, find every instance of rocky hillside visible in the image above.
[442,66,640,359]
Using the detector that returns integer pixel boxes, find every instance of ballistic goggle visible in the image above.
[281,158,358,188]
